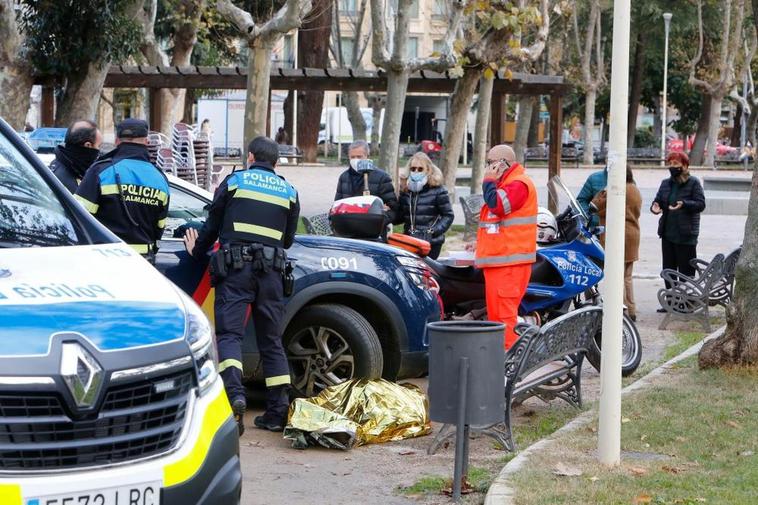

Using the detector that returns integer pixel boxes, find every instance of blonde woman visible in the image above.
[397,152,454,259]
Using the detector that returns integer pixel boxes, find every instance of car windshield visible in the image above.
[0,135,79,247]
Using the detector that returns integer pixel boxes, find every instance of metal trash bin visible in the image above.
[428,321,506,426]
[427,320,506,502]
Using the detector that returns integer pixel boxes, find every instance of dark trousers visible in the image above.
[661,238,697,288]
[215,262,290,409]
[429,243,443,260]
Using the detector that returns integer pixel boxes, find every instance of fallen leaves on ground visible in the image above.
[632,494,652,504]
[552,462,583,477]
[629,466,648,477]
[661,465,685,474]
[725,420,740,429]
[442,478,473,496]
[622,417,632,424]
[398,449,416,456]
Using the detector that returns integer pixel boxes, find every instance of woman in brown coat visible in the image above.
[591,167,642,321]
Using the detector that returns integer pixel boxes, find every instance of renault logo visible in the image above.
[60,343,104,409]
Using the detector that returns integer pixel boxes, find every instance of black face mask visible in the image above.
[57,144,101,178]
[668,166,683,178]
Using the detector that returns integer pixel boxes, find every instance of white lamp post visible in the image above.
[598,0,632,466]
[660,13,673,164]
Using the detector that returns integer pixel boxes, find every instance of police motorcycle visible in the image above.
[422,176,643,377]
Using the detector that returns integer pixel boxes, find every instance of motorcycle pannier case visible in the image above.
[330,196,386,239]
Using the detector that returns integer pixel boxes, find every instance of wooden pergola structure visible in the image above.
[39,65,569,181]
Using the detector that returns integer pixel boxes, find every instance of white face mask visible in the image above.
[349,158,362,170]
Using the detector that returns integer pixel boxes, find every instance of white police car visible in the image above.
[0,118,241,504]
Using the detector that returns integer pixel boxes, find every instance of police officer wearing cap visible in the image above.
[76,119,169,262]
[183,136,300,434]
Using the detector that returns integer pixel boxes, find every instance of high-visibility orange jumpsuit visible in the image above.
[475,163,537,349]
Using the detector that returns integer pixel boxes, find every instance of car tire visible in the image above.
[283,304,384,397]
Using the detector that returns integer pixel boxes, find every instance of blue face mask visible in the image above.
[408,172,428,192]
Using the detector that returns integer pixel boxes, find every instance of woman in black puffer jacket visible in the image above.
[651,151,706,299]
[397,153,454,259]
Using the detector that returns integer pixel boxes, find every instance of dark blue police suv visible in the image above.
[156,177,441,396]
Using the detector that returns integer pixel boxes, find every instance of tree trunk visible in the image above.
[182,88,195,123]
[243,39,275,160]
[470,75,493,195]
[297,0,332,162]
[513,96,534,162]
[283,90,294,141]
[582,87,596,165]
[378,69,410,185]
[527,98,540,147]
[689,94,712,166]
[0,64,34,130]
[627,30,646,147]
[730,103,743,147]
[440,66,480,201]
[0,0,34,130]
[704,94,723,168]
[369,94,384,148]
[344,91,367,141]
[56,61,110,126]
[699,156,758,368]
[159,39,194,132]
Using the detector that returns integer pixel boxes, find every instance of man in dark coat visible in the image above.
[334,140,399,224]
[50,120,103,193]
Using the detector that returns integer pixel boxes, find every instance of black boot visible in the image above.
[254,385,290,432]
[231,398,246,436]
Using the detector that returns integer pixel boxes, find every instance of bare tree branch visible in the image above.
[688,0,715,93]
[369,0,392,67]
[261,0,312,40]
[508,0,550,62]
[216,0,256,38]
[139,0,170,65]
[409,0,466,72]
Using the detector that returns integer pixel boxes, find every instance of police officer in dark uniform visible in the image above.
[183,136,300,434]
[75,119,169,262]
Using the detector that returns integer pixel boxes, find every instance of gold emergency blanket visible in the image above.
[283,379,432,450]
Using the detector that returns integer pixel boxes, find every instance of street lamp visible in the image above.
[660,12,673,164]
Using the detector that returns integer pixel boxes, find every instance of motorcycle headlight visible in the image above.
[183,294,218,396]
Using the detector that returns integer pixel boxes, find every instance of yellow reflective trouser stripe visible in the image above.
[74,194,99,214]
[163,387,232,487]
[218,359,243,373]
[233,222,283,240]
[129,244,150,254]
[157,218,166,228]
[266,374,291,387]
[234,189,291,208]
[0,484,22,505]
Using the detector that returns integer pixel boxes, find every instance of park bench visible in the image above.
[524,145,581,167]
[278,144,303,164]
[301,213,332,235]
[692,246,741,309]
[459,194,484,242]
[428,306,602,454]
[657,253,725,333]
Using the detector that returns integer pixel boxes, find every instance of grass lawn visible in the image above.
[509,360,758,505]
